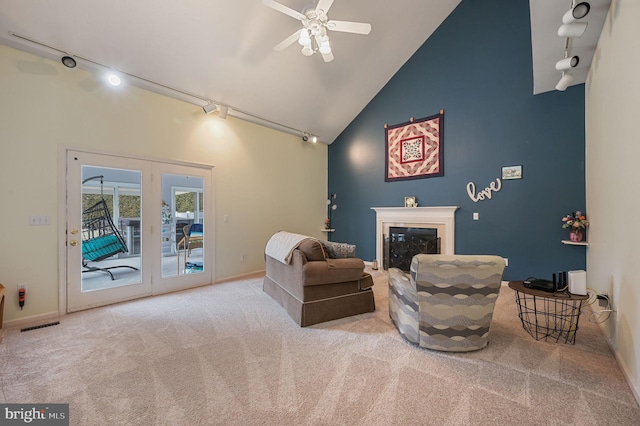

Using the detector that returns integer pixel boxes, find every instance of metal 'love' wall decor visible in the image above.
[384,110,444,182]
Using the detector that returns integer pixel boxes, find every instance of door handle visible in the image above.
[69,240,78,246]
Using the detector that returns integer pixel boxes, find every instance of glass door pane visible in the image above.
[161,174,205,278]
[81,167,142,291]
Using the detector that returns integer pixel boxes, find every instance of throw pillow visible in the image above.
[297,239,326,261]
[321,240,356,259]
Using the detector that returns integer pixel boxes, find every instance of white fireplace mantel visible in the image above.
[371,206,459,266]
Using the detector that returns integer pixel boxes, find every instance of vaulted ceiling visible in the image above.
[0,1,610,143]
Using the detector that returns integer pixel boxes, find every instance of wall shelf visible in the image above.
[562,240,589,246]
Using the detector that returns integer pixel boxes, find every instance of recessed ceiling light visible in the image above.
[107,74,121,86]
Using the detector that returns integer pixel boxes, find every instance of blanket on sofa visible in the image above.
[265,231,312,264]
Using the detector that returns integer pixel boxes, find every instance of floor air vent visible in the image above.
[21,321,60,332]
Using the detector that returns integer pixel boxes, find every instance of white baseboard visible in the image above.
[597,320,640,406]
[3,311,60,330]
[215,269,265,284]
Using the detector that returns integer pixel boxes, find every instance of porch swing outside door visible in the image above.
[66,150,214,312]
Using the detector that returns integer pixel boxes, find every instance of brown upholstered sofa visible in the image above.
[263,233,375,326]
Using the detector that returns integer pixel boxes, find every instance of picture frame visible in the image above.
[404,196,417,207]
[385,111,444,182]
[502,165,523,180]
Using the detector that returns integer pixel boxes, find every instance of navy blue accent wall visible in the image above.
[328,0,586,281]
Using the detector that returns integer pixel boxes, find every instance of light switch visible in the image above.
[473,212,479,220]
[29,215,51,226]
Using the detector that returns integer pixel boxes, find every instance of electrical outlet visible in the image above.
[597,294,609,307]
[17,283,28,292]
[608,275,615,317]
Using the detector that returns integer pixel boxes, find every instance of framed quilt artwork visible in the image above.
[385,111,444,182]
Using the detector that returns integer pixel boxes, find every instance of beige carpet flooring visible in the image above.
[1,269,639,425]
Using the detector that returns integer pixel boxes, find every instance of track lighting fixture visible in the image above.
[203,102,217,114]
[555,72,574,91]
[558,1,590,38]
[556,56,579,70]
[10,33,327,143]
[558,22,587,38]
[301,132,318,143]
[203,103,229,118]
[555,2,591,92]
[218,105,228,119]
[61,55,76,68]
[562,2,591,24]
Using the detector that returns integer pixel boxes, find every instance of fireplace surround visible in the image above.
[371,206,459,270]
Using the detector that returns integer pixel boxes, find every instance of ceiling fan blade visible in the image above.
[321,51,334,63]
[316,0,335,14]
[274,30,301,51]
[263,0,306,21]
[327,20,372,35]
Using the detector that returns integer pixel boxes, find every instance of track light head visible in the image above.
[562,2,591,24]
[555,73,574,91]
[218,105,228,119]
[558,22,588,38]
[556,56,580,70]
[61,55,76,69]
[302,132,309,142]
[203,102,217,114]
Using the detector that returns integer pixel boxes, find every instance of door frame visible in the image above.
[57,146,216,315]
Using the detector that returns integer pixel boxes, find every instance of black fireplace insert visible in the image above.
[384,227,440,272]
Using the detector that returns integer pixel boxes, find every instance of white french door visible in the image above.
[65,150,214,312]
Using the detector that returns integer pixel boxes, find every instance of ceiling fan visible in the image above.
[263,0,372,62]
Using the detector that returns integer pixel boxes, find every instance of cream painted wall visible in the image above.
[586,0,640,400]
[0,45,327,324]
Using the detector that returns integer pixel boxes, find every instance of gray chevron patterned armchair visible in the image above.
[388,254,506,352]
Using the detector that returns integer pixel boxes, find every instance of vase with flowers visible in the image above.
[562,211,589,242]
[324,218,331,229]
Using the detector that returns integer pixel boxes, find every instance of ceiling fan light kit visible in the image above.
[554,1,592,91]
[263,0,371,63]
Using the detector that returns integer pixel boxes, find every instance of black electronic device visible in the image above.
[523,277,555,292]
[558,271,568,291]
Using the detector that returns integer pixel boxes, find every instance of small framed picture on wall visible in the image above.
[404,196,417,207]
[502,165,523,180]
